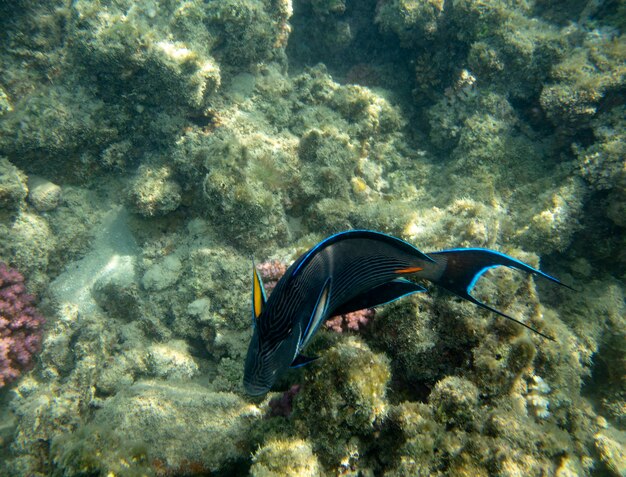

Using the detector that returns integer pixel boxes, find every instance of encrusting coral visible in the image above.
[0,263,45,388]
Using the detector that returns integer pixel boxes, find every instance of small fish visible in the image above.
[243,230,570,396]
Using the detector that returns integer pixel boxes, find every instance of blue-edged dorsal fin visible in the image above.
[300,277,332,350]
[291,230,434,278]
[290,354,319,368]
[332,278,426,316]
[251,260,267,324]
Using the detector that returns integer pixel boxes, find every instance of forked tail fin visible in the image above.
[428,248,573,341]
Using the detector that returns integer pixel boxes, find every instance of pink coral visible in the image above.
[324,308,375,333]
[256,259,288,295]
[0,262,45,388]
[268,384,301,418]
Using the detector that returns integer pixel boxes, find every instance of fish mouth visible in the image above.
[243,380,271,397]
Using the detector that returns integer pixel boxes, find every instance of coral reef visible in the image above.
[0,263,45,388]
[0,0,624,475]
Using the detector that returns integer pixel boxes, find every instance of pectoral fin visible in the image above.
[291,354,319,368]
[300,278,332,350]
[332,279,426,316]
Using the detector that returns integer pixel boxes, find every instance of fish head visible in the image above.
[243,321,300,396]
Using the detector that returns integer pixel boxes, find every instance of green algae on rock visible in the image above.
[292,338,390,468]
[51,380,262,476]
[0,157,28,213]
[250,438,321,477]
[128,164,182,217]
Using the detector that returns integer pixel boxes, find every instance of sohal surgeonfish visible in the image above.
[243,230,570,396]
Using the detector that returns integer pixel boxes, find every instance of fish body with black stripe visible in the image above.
[243,230,570,396]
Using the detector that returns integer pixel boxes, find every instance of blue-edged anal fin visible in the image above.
[428,248,572,341]
[332,279,427,316]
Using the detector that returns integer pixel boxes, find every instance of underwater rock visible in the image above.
[464,8,565,100]
[142,255,183,292]
[403,198,499,249]
[368,298,442,385]
[174,128,291,252]
[298,127,357,203]
[574,105,626,192]
[293,337,390,467]
[540,32,625,128]
[0,157,27,212]
[0,86,12,116]
[375,0,445,47]
[0,86,118,179]
[0,211,55,280]
[27,175,61,212]
[71,0,222,109]
[92,263,141,321]
[99,140,134,171]
[594,428,626,477]
[526,374,551,419]
[128,165,182,217]
[186,297,212,324]
[606,189,626,228]
[287,0,352,63]
[50,380,262,475]
[250,438,321,477]
[429,376,480,430]
[382,402,449,476]
[206,0,292,67]
[146,340,200,381]
[512,178,586,254]
[48,206,138,318]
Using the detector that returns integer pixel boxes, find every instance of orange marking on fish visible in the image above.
[395,266,423,274]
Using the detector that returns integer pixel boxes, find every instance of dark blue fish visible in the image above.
[243,230,569,396]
